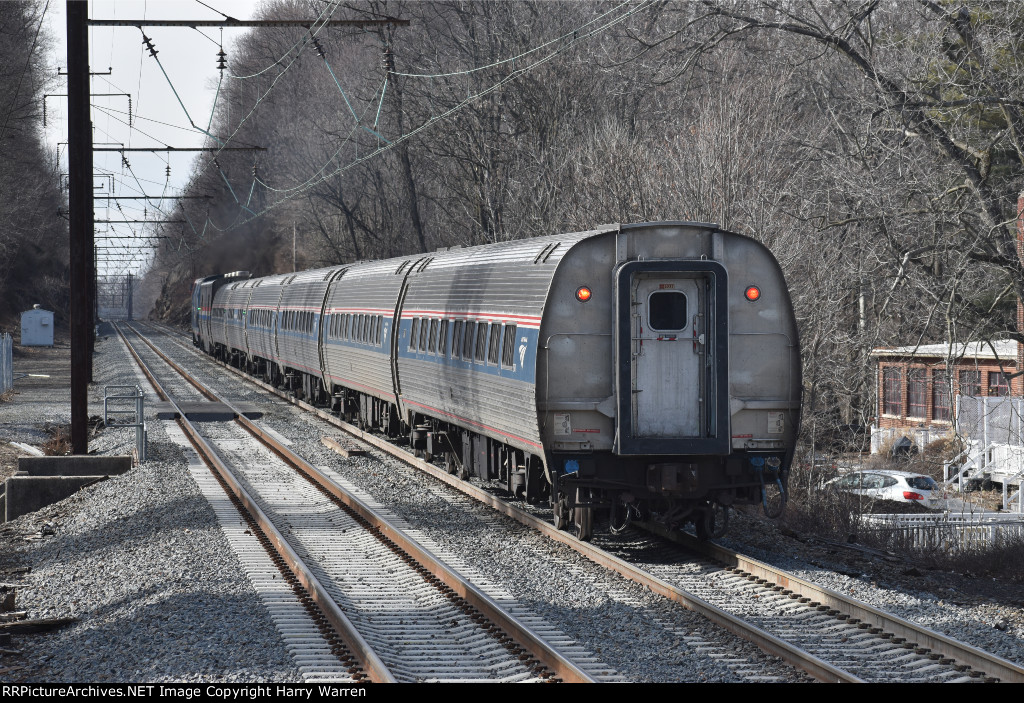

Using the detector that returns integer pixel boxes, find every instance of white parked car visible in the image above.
[824,470,939,507]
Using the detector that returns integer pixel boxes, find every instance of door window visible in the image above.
[648,291,687,331]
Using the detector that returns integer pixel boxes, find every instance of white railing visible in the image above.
[0,333,11,394]
[862,513,1024,550]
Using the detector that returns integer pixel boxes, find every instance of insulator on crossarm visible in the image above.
[165,164,171,179]
[142,33,158,58]
[217,48,227,72]
[311,36,326,59]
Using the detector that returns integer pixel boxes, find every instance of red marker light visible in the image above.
[576,286,592,302]
[744,285,761,302]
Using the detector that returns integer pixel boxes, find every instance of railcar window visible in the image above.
[428,319,439,354]
[501,325,517,367]
[438,320,449,357]
[475,323,489,362]
[487,324,501,365]
[418,318,429,352]
[648,291,688,331]
[451,320,463,358]
[462,322,475,360]
[409,318,419,350]
[376,316,383,346]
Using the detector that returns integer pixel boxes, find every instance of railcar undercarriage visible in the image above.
[217,354,789,543]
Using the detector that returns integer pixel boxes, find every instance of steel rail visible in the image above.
[151,320,1024,682]
[126,323,595,684]
[112,323,395,683]
[138,322,858,683]
[654,524,1024,683]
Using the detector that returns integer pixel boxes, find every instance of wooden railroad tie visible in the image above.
[321,436,365,459]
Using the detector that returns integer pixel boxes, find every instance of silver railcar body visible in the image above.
[200,222,800,538]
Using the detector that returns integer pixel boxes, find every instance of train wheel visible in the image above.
[553,496,570,531]
[574,506,594,541]
[573,488,594,541]
[695,504,729,541]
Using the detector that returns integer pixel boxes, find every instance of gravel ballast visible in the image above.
[1,322,1020,682]
[0,327,300,682]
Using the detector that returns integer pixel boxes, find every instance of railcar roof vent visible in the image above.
[534,242,560,264]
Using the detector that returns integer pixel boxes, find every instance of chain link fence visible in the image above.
[956,396,1024,447]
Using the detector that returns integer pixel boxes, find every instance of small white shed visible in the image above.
[20,305,54,346]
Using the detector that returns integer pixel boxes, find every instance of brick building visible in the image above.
[870,339,1021,451]
[869,190,1024,452]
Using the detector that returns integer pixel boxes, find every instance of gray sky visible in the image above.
[45,1,259,276]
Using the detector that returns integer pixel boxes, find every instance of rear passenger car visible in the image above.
[193,222,802,540]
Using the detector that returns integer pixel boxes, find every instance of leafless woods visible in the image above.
[142,1,1024,453]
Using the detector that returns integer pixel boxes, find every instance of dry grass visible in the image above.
[40,423,71,456]
[781,487,1024,580]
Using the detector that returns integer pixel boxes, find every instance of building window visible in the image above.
[932,370,950,422]
[959,369,981,396]
[907,368,926,418]
[989,371,1010,396]
[883,367,902,415]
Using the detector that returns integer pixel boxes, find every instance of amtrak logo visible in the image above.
[518,342,527,369]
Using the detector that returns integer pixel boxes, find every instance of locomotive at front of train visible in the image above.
[191,271,251,353]
[536,222,801,540]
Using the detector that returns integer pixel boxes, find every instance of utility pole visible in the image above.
[127,272,133,321]
[67,0,93,454]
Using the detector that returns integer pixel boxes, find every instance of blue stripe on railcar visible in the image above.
[395,318,537,382]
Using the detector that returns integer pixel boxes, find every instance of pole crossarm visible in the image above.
[87,18,409,28]
[96,196,212,200]
[94,147,266,152]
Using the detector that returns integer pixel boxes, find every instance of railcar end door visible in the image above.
[632,274,704,437]
[614,261,728,455]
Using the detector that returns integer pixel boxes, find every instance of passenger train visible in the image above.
[191,222,801,539]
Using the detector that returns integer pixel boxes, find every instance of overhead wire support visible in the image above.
[87,18,409,28]
[227,0,654,228]
[94,147,267,152]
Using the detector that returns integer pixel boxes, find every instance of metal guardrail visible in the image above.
[0,333,12,394]
[103,384,146,462]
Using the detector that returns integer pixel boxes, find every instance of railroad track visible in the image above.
[136,321,1024,683]
[113,322,601,683]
